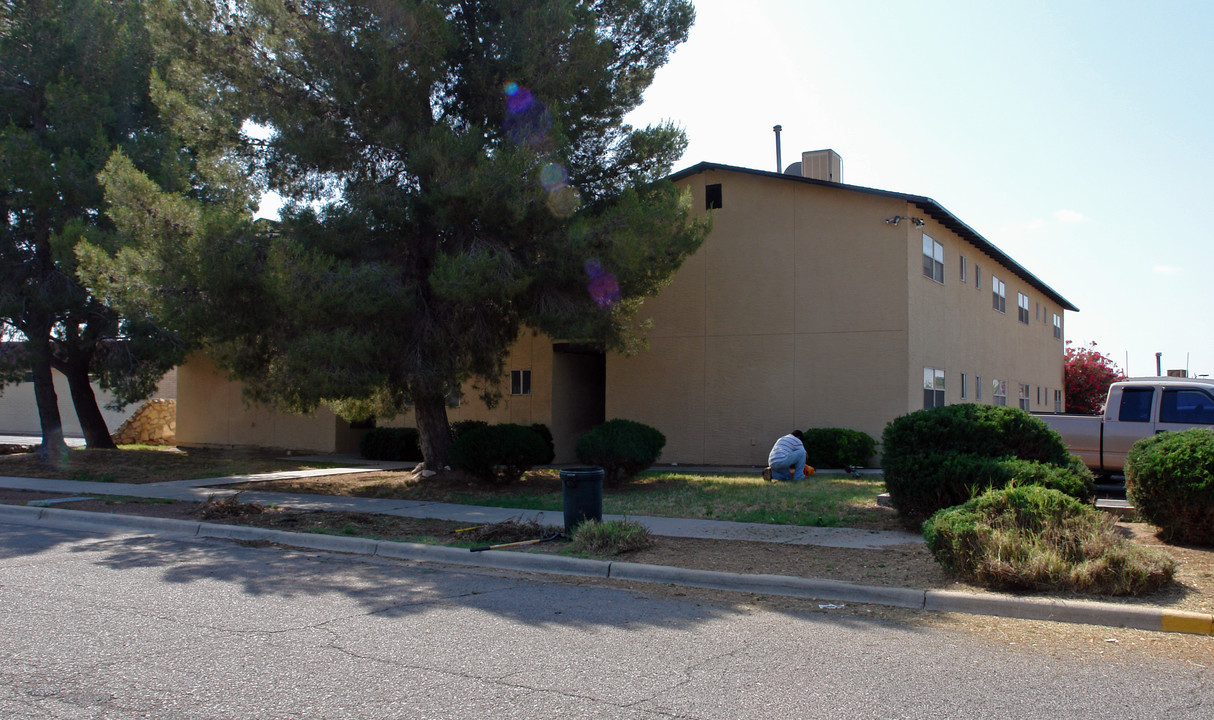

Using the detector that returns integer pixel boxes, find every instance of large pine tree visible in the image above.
[95,0,708,469]
[0,0,205,457]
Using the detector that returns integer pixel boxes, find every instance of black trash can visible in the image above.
[561,466,604,533]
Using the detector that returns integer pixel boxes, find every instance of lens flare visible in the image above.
[539,163,567,191]
[584,258,621,307]
[546,185,581,217]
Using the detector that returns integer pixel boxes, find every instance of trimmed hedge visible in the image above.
[449,420,489,442]
[800,428,876,469]
[1125,428,1214,546]
[575,419,665,485]
[924,485,1175,595]
[359,427,423,462]
[450,423,551,484]
[881,404,1089,525]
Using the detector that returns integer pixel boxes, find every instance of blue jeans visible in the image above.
[770,447,807,480]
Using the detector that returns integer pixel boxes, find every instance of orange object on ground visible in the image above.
[805,465,815,476]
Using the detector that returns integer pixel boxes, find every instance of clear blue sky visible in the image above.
[625,0,1214,377]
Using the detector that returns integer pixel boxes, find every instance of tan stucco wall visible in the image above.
[0,368,176,437]
[608,171,914,465]
[906,214,1066,412]
[176,356,345,453]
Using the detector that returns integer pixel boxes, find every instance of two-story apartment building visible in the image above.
[176,151,1076,464]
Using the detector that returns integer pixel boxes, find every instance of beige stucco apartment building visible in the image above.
[176,151,1077,465]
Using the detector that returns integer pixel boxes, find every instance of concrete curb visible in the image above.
[1,505,1210,637]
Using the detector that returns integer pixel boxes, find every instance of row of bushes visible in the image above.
[883,403,1212,596]
[881,404,1094,526]
[360,418,665,485]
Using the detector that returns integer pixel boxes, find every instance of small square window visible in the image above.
[510,369,532,396]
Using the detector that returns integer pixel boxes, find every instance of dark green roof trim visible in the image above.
[669,162,1079,312]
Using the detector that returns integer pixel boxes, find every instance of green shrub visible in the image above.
[530,423,556,465]
[924,485,1175,595]
[1125,428,1214,546]
[359,427,423,461]
[881,404,1082,525]
[449,420,489,442]
[575,419,666,485]
[800,428,876,469]
[449,423,551,484]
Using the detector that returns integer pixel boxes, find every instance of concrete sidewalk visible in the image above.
[0,466,1210,637]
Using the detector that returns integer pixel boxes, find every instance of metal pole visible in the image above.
[773,125,782,172]
[1155,352,1162,376]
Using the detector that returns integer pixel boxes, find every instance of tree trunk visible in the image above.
[62,360,118,450]
[413,393,451,470]
[28,340,68,462]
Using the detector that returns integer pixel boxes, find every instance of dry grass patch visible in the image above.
[0,446,334,484]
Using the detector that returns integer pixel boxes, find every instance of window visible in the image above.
[976,375,983,401]
[960,372,968,399]
[1037,386,1041,405]
[1017,293,1030,324]
[1053,313,1062,339]
[975,264,981,291]
[993,379,1007,406]
[960,255,967,283]
[992,276,1006,313]
[1160,389,1214,424]
[510,369,532,396]
[1055,389,1062,413]
[1019,383,1030,411]
[923,367,945,408]
[922,235,944,284]
[705,183,722,210]
[1036,302,1040,322]
[1118,387,1154,422]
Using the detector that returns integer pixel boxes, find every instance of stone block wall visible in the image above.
[111,398,177,446]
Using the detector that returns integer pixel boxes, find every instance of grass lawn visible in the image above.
[234,469,897,530]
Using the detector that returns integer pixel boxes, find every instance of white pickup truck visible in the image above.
[1037,377,1214,477]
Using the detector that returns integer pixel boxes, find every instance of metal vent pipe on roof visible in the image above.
[773,125,782,172]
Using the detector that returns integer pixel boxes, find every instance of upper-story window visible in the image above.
[975,264,981,291]
[959,255,967,283]
[1053,313,1062,339]
[992,276,1007,313]
[922,235,944,284]
[1017,293,1030,324]
[1019,383,1031,410]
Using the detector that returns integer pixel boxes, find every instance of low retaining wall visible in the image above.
[111,398,176,446]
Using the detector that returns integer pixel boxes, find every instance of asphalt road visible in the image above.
[0,521,1209,719]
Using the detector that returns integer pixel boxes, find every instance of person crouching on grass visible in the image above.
[763,430,807,481]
